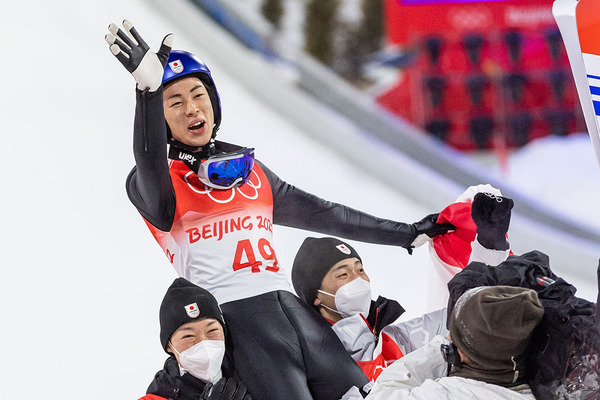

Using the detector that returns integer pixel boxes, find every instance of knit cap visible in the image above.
[292,237,361,305]
[159,277,226,352]
[450,285,544,381]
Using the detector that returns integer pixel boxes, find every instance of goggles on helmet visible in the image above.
[196,148,255,190]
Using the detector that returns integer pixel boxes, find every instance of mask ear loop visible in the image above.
[318,289,336,297]
[168,341,182,356]
[168,341,190,376]
[317,290,344,316]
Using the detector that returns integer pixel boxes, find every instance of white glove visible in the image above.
[105,19,174,92]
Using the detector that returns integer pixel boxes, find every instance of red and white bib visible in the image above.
[146,161,291,304]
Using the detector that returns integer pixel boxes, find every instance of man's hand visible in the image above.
[105,19,173,92]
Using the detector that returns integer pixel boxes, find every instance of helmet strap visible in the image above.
[168,136,216,159]
[168,143,205,174]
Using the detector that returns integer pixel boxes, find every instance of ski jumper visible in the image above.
[127,90,421,400]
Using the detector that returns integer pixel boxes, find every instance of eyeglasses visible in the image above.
[196,148,255,190]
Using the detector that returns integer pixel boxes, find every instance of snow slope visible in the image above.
[1,1,597,398]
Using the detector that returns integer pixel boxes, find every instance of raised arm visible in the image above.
[105,20,177,231]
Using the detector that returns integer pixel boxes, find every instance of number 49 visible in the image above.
[232,238,279,273]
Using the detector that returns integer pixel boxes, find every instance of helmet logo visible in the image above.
[336,244,351,255]
[169,60,184,74]
[185,303,200,318]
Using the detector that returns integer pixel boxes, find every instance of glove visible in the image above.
[105,19,173,92]
[409,213,455,253]
[471,192,513,250]
[201,377,252,400]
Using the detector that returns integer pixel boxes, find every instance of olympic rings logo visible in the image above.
[183,169,262,204]
[483,192,503,202]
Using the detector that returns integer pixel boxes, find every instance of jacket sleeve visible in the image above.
[382,308,448,356]
[365,336,448,400]
[468,239,510,266]
[125,89,176,231]
[258,161,418,249]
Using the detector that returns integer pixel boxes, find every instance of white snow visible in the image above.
[1,1,598,398]
[494,133,600,231]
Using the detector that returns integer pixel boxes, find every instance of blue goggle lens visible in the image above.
[201,149,255,189]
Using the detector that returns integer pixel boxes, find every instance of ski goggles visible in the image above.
[196,148,255,190]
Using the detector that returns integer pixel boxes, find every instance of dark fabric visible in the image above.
[450,362,527,388]
[147,356,206,400]
[146,356,237,400]
[470,192,513,250]
[221,291,369,400]
[366,296,406,337]
[202,377,252,400]
[146,356,216,400]
[448,286,543,385]
[126,89,176,232]
[160,278,226,351]
[291,237,362,305]
[447,250,562,324]
[544,323,600,399]
[446,251,597,399]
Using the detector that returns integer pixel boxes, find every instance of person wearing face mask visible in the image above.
[292,236,448,382]
[291,186,515,382]
[139,278,252,400]
[105,20,456,400]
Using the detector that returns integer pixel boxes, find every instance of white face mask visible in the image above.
[318,277,372,318]
[170,340,225,383]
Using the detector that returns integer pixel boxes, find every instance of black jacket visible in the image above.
[446,250,598,400]
[146,356,242,400]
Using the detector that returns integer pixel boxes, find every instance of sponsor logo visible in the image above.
[179,152,197,165]
[169,60,184,74]
[336,244,351,255]
[185,303,200,318]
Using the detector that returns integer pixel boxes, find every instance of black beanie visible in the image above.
[450,286,544,379]
[159,278,226,352]
[291,237,361,305]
